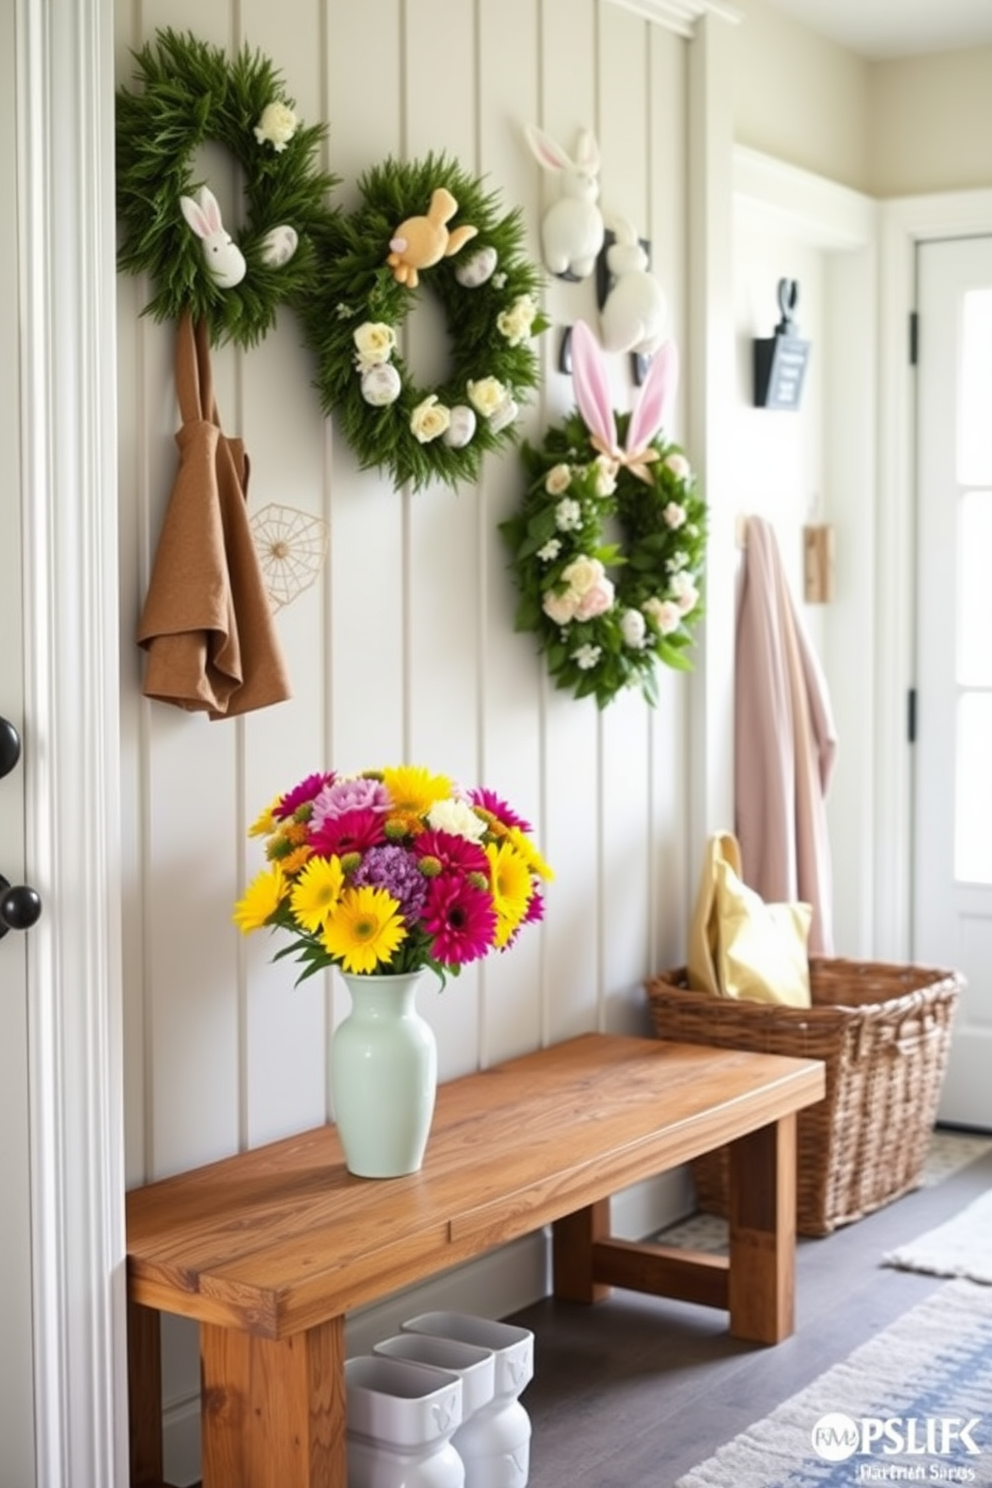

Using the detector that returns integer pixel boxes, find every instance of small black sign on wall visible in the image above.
[753,278,811,410]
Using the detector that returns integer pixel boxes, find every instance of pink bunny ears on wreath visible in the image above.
[569,319,679,483]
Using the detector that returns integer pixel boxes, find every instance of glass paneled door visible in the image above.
[913,236,992,1129]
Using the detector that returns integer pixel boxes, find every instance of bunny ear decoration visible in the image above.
[626,337,679,455]
[570,319,618,458]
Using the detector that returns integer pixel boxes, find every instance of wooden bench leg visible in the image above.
[201,1316,346,1488]
[552,1197,612,1302]
[727,1112,797,1344]
[127,1298,164,1487]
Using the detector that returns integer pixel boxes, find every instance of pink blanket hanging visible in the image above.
[735,516,837,954]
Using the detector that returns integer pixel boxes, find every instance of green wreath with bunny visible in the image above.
[300,153,547,492]
[115,28,337,349]
[500,320,707,709]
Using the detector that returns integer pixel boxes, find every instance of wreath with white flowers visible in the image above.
[116,28,337,349]
[500,322,706,709]
[300,154,546,492]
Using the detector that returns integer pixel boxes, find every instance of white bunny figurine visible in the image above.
[179,185,247,290]
[524,124,604,281]
[599,216,668,356]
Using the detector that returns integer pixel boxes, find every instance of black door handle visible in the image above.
[0,875,42,937]
[0,716,20,778]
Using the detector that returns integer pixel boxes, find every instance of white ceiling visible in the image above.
[759,0,992,59]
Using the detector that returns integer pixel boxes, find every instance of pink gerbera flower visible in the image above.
[422,876,497,966]
[309,808,386,859]
[416,829,489,877]
[467,787,532,834]
[274,772,336,820]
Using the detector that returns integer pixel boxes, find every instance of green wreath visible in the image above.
[115,28,337,349]
[301,154,547,492]
[500,322,706,708]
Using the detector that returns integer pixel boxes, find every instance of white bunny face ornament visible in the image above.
[180,186,247,290]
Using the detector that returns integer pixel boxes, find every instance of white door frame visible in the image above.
[876,189,992,960]
[17,0,127,1483]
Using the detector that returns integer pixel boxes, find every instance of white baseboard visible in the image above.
[162,1170,694,1485]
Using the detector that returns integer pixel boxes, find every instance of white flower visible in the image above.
[466,376,508,418]
[666,550,689,573]
[663,501,686,529]
[593,456,618,496]
[670,571,699,614]
[336,302,356,319]
[561,555,604,597]
[620,608,647,648]
[643,597,682,635]
[410,395,451,443]
[543,589,577,625]
[537,538,562,562]
[545,464,572,496]
[555,497,582,532]
[496,294,537,346]
[353,321,396,369]
[492,271,508,289]
[253,101,298,152]
[427,798,487,841]
[572,644,602,670]
[664,452,691,481]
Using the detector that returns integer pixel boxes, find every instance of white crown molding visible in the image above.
[604,0,742,37]
[17,0,127,1481]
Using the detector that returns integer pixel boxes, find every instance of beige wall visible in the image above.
[869,47,992,198]
[731,0,870,192]
[732,0,992,199]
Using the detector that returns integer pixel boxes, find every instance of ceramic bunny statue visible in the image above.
[179,186,247,290]
[524,124,604,280]
[599,216,668,356]
[570,317,679,477]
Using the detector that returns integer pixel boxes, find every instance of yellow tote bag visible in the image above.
[686,831,812,1007]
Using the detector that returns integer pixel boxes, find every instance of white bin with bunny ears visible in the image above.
[524,124,605,281]
[345,1353,465,1488]
[401,1312,534,1488]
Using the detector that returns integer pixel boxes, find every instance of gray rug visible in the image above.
[883,1186,992,1285]
[675,1279,992,1486]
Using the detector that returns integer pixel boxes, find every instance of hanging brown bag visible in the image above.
[137,312,292,718]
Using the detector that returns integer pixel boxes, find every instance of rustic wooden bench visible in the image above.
[126,1031,824,1488]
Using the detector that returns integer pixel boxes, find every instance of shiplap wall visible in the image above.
[115,2,696,1473]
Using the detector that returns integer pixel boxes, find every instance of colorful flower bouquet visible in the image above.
[234,765,552,986]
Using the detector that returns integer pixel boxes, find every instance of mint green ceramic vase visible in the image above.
[332,971,438,1178]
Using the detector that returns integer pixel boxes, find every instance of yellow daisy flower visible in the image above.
[322,885,407,974]
[380,765,452,818]
[248,798,280,837]
[233,866,286,933]
[289,855,345,933]
[506,824,554,881]
[486,840,533,945]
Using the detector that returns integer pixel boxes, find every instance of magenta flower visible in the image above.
[274,772,336,820]
[422,876,497,965]
[309,808,385,858]
[467,787,532,834]
[416,829,488,877]
[311,776,390,829]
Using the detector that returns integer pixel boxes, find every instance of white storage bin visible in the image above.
[345,1353,465,1488]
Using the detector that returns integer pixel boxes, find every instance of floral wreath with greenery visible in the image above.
[500,321,706,709]
[115,28,337,349]
[300,154,547,492]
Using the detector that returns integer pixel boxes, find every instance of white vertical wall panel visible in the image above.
[115,2,695,1465]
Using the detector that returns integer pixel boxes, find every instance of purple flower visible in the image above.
[352,844,429,921]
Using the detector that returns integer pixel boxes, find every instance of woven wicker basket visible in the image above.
[644,957,961,1236]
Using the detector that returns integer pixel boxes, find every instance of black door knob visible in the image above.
[0,875,42,937]
[0,716,20,778]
